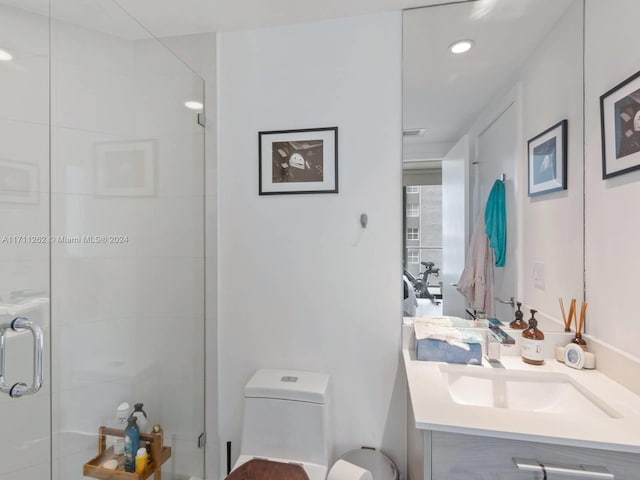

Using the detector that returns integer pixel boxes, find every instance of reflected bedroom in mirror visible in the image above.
[402,0,584,336]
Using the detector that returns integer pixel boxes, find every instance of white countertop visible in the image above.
[403,325,640,454]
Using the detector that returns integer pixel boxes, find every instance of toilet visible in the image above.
[232,369,332,480]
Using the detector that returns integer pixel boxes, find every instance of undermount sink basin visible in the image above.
[439,365,622,419]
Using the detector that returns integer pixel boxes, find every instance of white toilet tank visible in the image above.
[239,369,332,467]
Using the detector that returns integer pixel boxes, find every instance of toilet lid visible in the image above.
[233,455,328,480]
[226,459,309,480]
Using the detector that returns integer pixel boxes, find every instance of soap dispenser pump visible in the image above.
[521,309,545,365]
[130,403,148,433]
[509,302,527,329]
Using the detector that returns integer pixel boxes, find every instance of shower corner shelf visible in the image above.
[83,426,171,480]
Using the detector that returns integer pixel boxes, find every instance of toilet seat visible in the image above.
[233,454,328,480]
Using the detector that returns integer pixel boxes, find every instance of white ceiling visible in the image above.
[113,0,453,37]
[109,0,575,164]
[403,0,574,160]
[1,0,456,38]
[2,0,576,165]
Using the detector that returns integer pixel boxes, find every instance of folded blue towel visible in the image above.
[416,338,483,365]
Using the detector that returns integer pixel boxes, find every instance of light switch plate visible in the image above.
[534,261,545,290]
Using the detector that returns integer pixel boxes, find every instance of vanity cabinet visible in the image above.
[408,417,638,480]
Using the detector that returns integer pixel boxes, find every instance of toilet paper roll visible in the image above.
[328,460,374,480]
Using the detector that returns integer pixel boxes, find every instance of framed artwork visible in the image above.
[94,140,156,196]
[0,159,39,204]
[600,69,640,179]
[259,127,338,195]
[527,120,567,197]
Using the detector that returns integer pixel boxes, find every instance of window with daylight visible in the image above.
[407,227,419,241]
[407,203,419,217]
[408,250,419,263]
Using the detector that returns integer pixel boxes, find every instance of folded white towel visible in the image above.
[414,324,463,342]
[413,315,474,328]
[414,324,484,351]
[414,316,453,327]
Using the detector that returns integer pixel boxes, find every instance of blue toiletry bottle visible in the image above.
[124,416,140,473]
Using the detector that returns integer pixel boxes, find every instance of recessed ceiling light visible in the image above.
[449,40,474,54]
[0,49,13,61]
[184,101,203,110]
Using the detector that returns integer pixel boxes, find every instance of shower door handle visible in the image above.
[0,317,44,398]
[496,296,515,307]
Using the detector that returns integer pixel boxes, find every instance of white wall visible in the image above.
[442,136,470,317]
[218,12,405,479]
[519,0,584,322]
[584,0,640,358]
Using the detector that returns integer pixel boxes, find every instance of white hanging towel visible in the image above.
[456,208,495,316]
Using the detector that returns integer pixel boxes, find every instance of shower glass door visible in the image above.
[1,0,206,479]
[49,0,206,478]
[0,1,52,479]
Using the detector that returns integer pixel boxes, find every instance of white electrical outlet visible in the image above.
[534,261,545,290]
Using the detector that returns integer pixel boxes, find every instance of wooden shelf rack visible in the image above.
[83,426,171,480]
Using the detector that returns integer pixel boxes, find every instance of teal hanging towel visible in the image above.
[485,179,506,267]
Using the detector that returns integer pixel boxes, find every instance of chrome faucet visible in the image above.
[485,324,515,366]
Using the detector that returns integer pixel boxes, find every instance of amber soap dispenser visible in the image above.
[509,302,527,329]
[521,309,545,365]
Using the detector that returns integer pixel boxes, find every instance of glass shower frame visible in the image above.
[0,1,206,479]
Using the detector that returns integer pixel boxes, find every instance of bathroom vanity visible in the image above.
[402,325,640,479]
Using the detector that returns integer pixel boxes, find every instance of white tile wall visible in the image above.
[51,128,205,196]
[0,462,50,480]
[0,119,49,186]
[0,54,49,124]
[0,380,51,476]
[0,215,50,262]
[51,193,205,258]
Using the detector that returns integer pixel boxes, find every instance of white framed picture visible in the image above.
[0,159,39,204]
[600,69,640,179]
[259,127,338,195]
[527,120,567,197]
[94,140,156,196]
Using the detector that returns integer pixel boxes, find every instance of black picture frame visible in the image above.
[527,119,568,197]
[600,69,640,179]
[258,127,338,195]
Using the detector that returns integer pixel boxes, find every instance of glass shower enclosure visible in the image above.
[0,1,206,479]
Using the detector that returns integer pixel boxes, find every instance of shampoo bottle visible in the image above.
[135,447,149,474]
[521,309,545,365]
[124,416,140,473]
[113,402,130,455]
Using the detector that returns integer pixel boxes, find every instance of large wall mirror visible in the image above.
[402,0,585,333]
